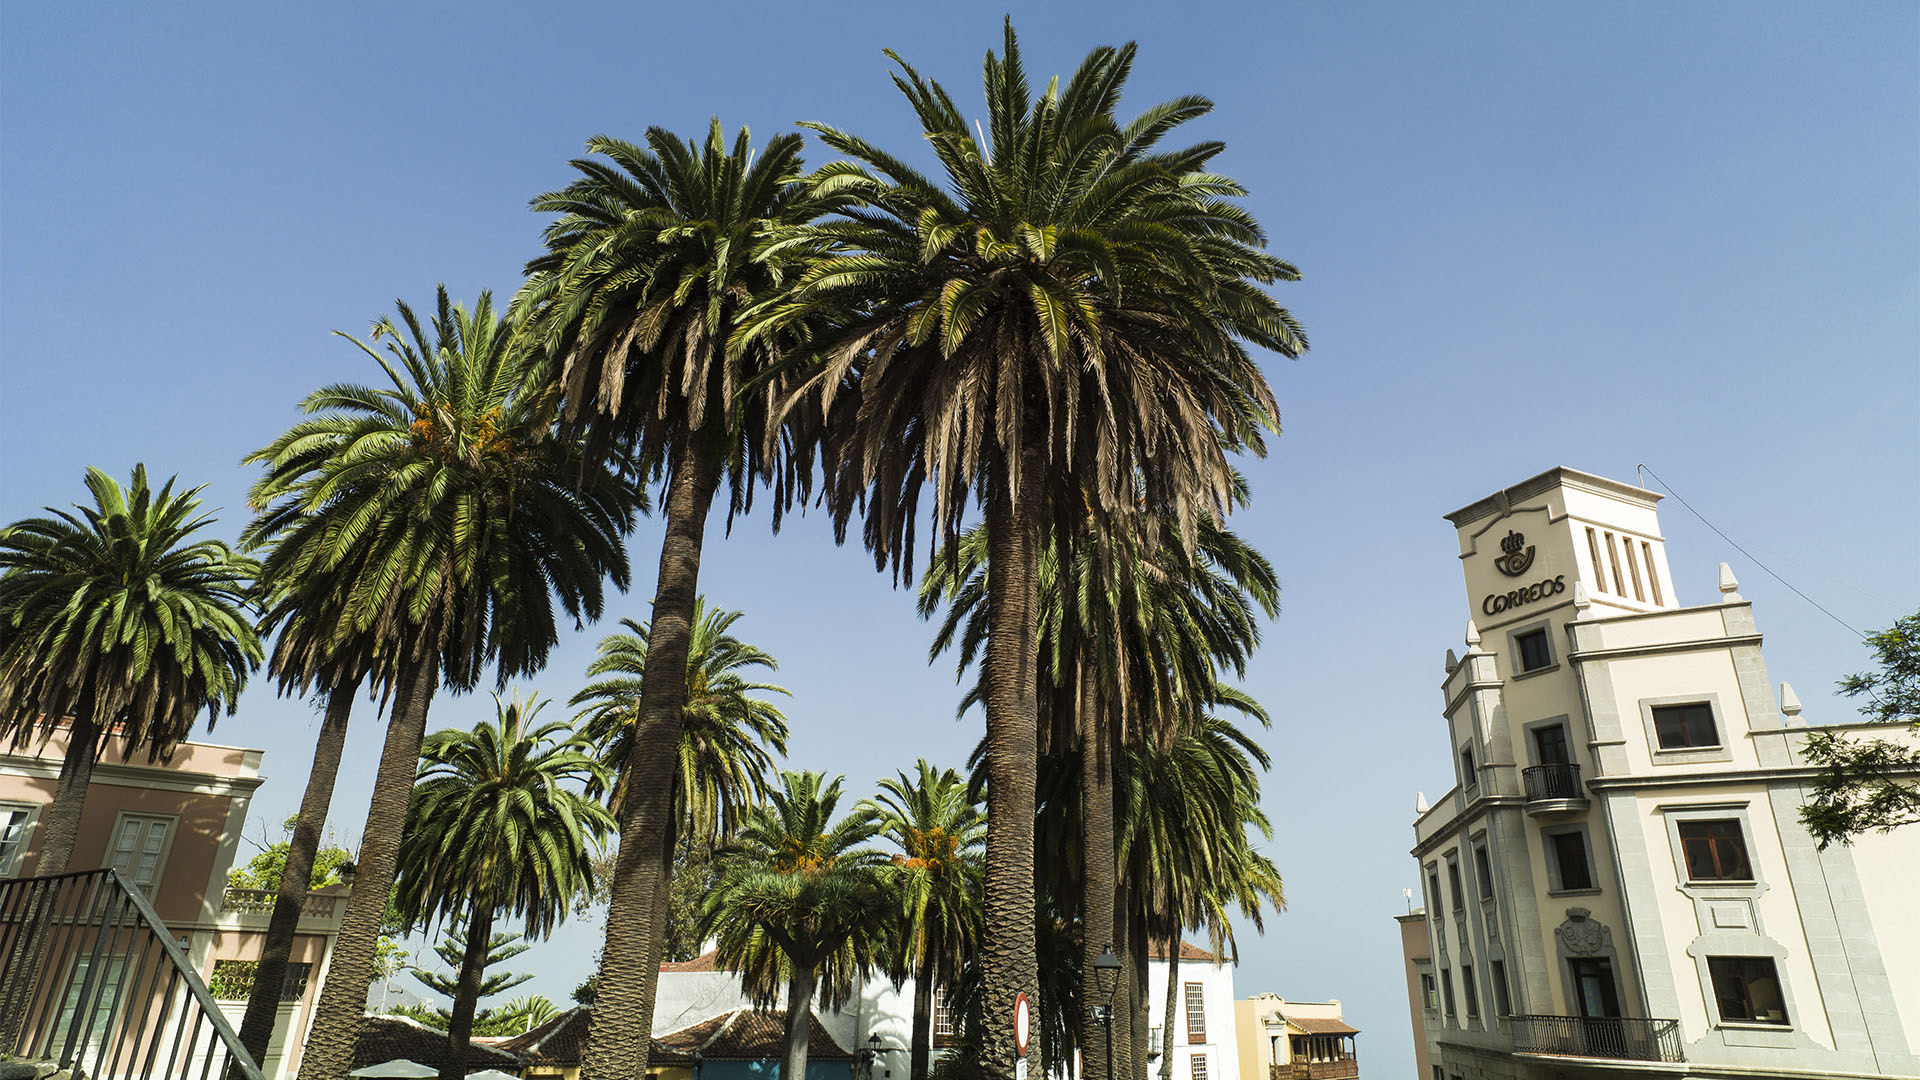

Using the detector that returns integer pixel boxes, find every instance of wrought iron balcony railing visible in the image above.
[1509,1014,1683,1063]
[0,868,264,1080]
[1523,763,1586,804]
[219,887,338,919]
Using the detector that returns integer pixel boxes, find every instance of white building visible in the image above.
[646,939,1242,1079]
[1401,466,1920,1080]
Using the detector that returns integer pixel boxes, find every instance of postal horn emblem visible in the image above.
[1494,529,1536,577]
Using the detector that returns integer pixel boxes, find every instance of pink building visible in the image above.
[0,725,345,1079]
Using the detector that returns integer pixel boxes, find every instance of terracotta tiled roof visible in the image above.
[1147,940,1221,963]
[353,1014,524,1069]
[499,1007,694,1066]
[661,948,727,972]
[659,1008,852,1060]
[1285,1017,1359,1036]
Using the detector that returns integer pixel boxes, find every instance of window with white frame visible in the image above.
[105,814,174,898]
[1708,956,1789,1025]
[1185,981,1205,1042]
[0,804,35,876]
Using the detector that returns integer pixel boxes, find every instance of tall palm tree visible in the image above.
[515,121,848,1078]
[392,693,612,1080]
[919,489,1278,1080]
[701,771,890,1080]
[871,761,986,1080]
[0,465,261,875]
[245,288,637,1080]
[770,25,1303,1069]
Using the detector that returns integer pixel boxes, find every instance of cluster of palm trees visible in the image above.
[0,21,1303,1080]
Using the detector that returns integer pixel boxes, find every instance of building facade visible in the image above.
[1402,467,1920,1080]
[0,727,346,1079]
[1234,994,1359,1080]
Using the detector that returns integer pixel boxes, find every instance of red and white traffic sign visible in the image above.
[1013,991,1031,1057]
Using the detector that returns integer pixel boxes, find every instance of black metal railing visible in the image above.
[0,869,265,1080]
[1509,1014,1683,1062]
[1523,763,1585,803]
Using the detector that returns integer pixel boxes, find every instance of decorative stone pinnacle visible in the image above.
[1415,791,1430,814]
[1444,648,1459,673]
[1718,562,1741,599]
[1780,681,1803,724]
[1572,581,1591,612]
[1464,619,1481,648]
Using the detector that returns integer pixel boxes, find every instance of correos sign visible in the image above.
[1481,529,1565,615]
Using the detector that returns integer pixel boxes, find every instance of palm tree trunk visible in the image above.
[439,898,496,1080]
[910,948,936,1080]
[582,429,723,1080]
[784,966,818,1080]
[980,443,1045,1080]
[236,678,357,1070]
[1126,912,1148,1080]
[1079,679,1117,1080]
[33,715,100,876]
[297,656,439,1080]
[1158,946,1180,1080]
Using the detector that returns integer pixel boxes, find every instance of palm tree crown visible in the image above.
[0,465,262,874]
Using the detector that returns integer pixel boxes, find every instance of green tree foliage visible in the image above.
[227,817,355,891]
[701,771,892,1080]
[1801,610,1920,847]
[394,693,612,1079]
[0,465,262,876]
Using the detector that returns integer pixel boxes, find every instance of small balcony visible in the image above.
[1509,1014,1684,1063]
[219,887,340,919]
[1522,763,1589,817]
[1272,1061,1358,1080]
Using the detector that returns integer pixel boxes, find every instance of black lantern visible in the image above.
[1093,944,1122,1079]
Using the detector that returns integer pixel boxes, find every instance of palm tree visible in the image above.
[392,693,612,1080]
[515,121,848,1077]
[700,771,890,1080]
[871,761,986,1080]
[0,465,261,875]
[919,489,1278,1080]
[770,24,1303,1068]
[245,288,637,1080]
[1118,716,1284,1080]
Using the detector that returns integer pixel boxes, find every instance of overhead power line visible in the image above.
[1636,464,1865,639]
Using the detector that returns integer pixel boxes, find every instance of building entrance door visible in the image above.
[1534,725,1571,765]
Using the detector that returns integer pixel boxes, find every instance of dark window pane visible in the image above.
[1448,862,1464,909]
[1491,960,1511,1017]
[1552,832,1592,890]
[1516,630,1552,672]
[1678,820,1752,880]
[1461,745,1477,787]
[1534,725,1570,765]
[1653,703,1719,749]
[1474,846,1495,900]
[1708,957,1788,1025]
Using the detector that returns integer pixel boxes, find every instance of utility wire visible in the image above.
[1637,464,1864,638]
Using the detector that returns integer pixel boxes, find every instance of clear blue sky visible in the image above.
[3,4,1915,1074]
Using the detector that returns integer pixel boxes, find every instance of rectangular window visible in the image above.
[1189,1053,1207,1080]
[933,987,954,1042]
[1550,831,1593,891]
[1709,956,1789,1025]
[1447,861,1465,910]
[1514,628,1552,673]
[1427,868,1442,914]
[1473,845,1495,901]
[1652,703,1719,750]
[1586,528,1609,594]
[1568,957,1620,1018]
[1440,968,1457,1018]
[1679,820,1754,881]
[1622,539,1646,601]
[0,804,33,876]
[1421,973,1438,1011]
[1603,532,1626,595]
[1533,724,1571,765]
[1491,959,1511,1017]
[50,954,129,1052]
[1462,964,1479,1018]
[1185,981,1205,1042]
[106,815,174,898]
[1642,541,1664,604]
[1461,745,1477,789]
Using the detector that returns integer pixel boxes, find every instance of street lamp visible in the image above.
[1093,945,1122,1080]
[862,1033,890,1080]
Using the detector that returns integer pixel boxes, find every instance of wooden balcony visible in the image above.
[1272,1060,1358,1080]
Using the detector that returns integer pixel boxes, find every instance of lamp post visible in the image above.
[1093,945,1121,1080]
